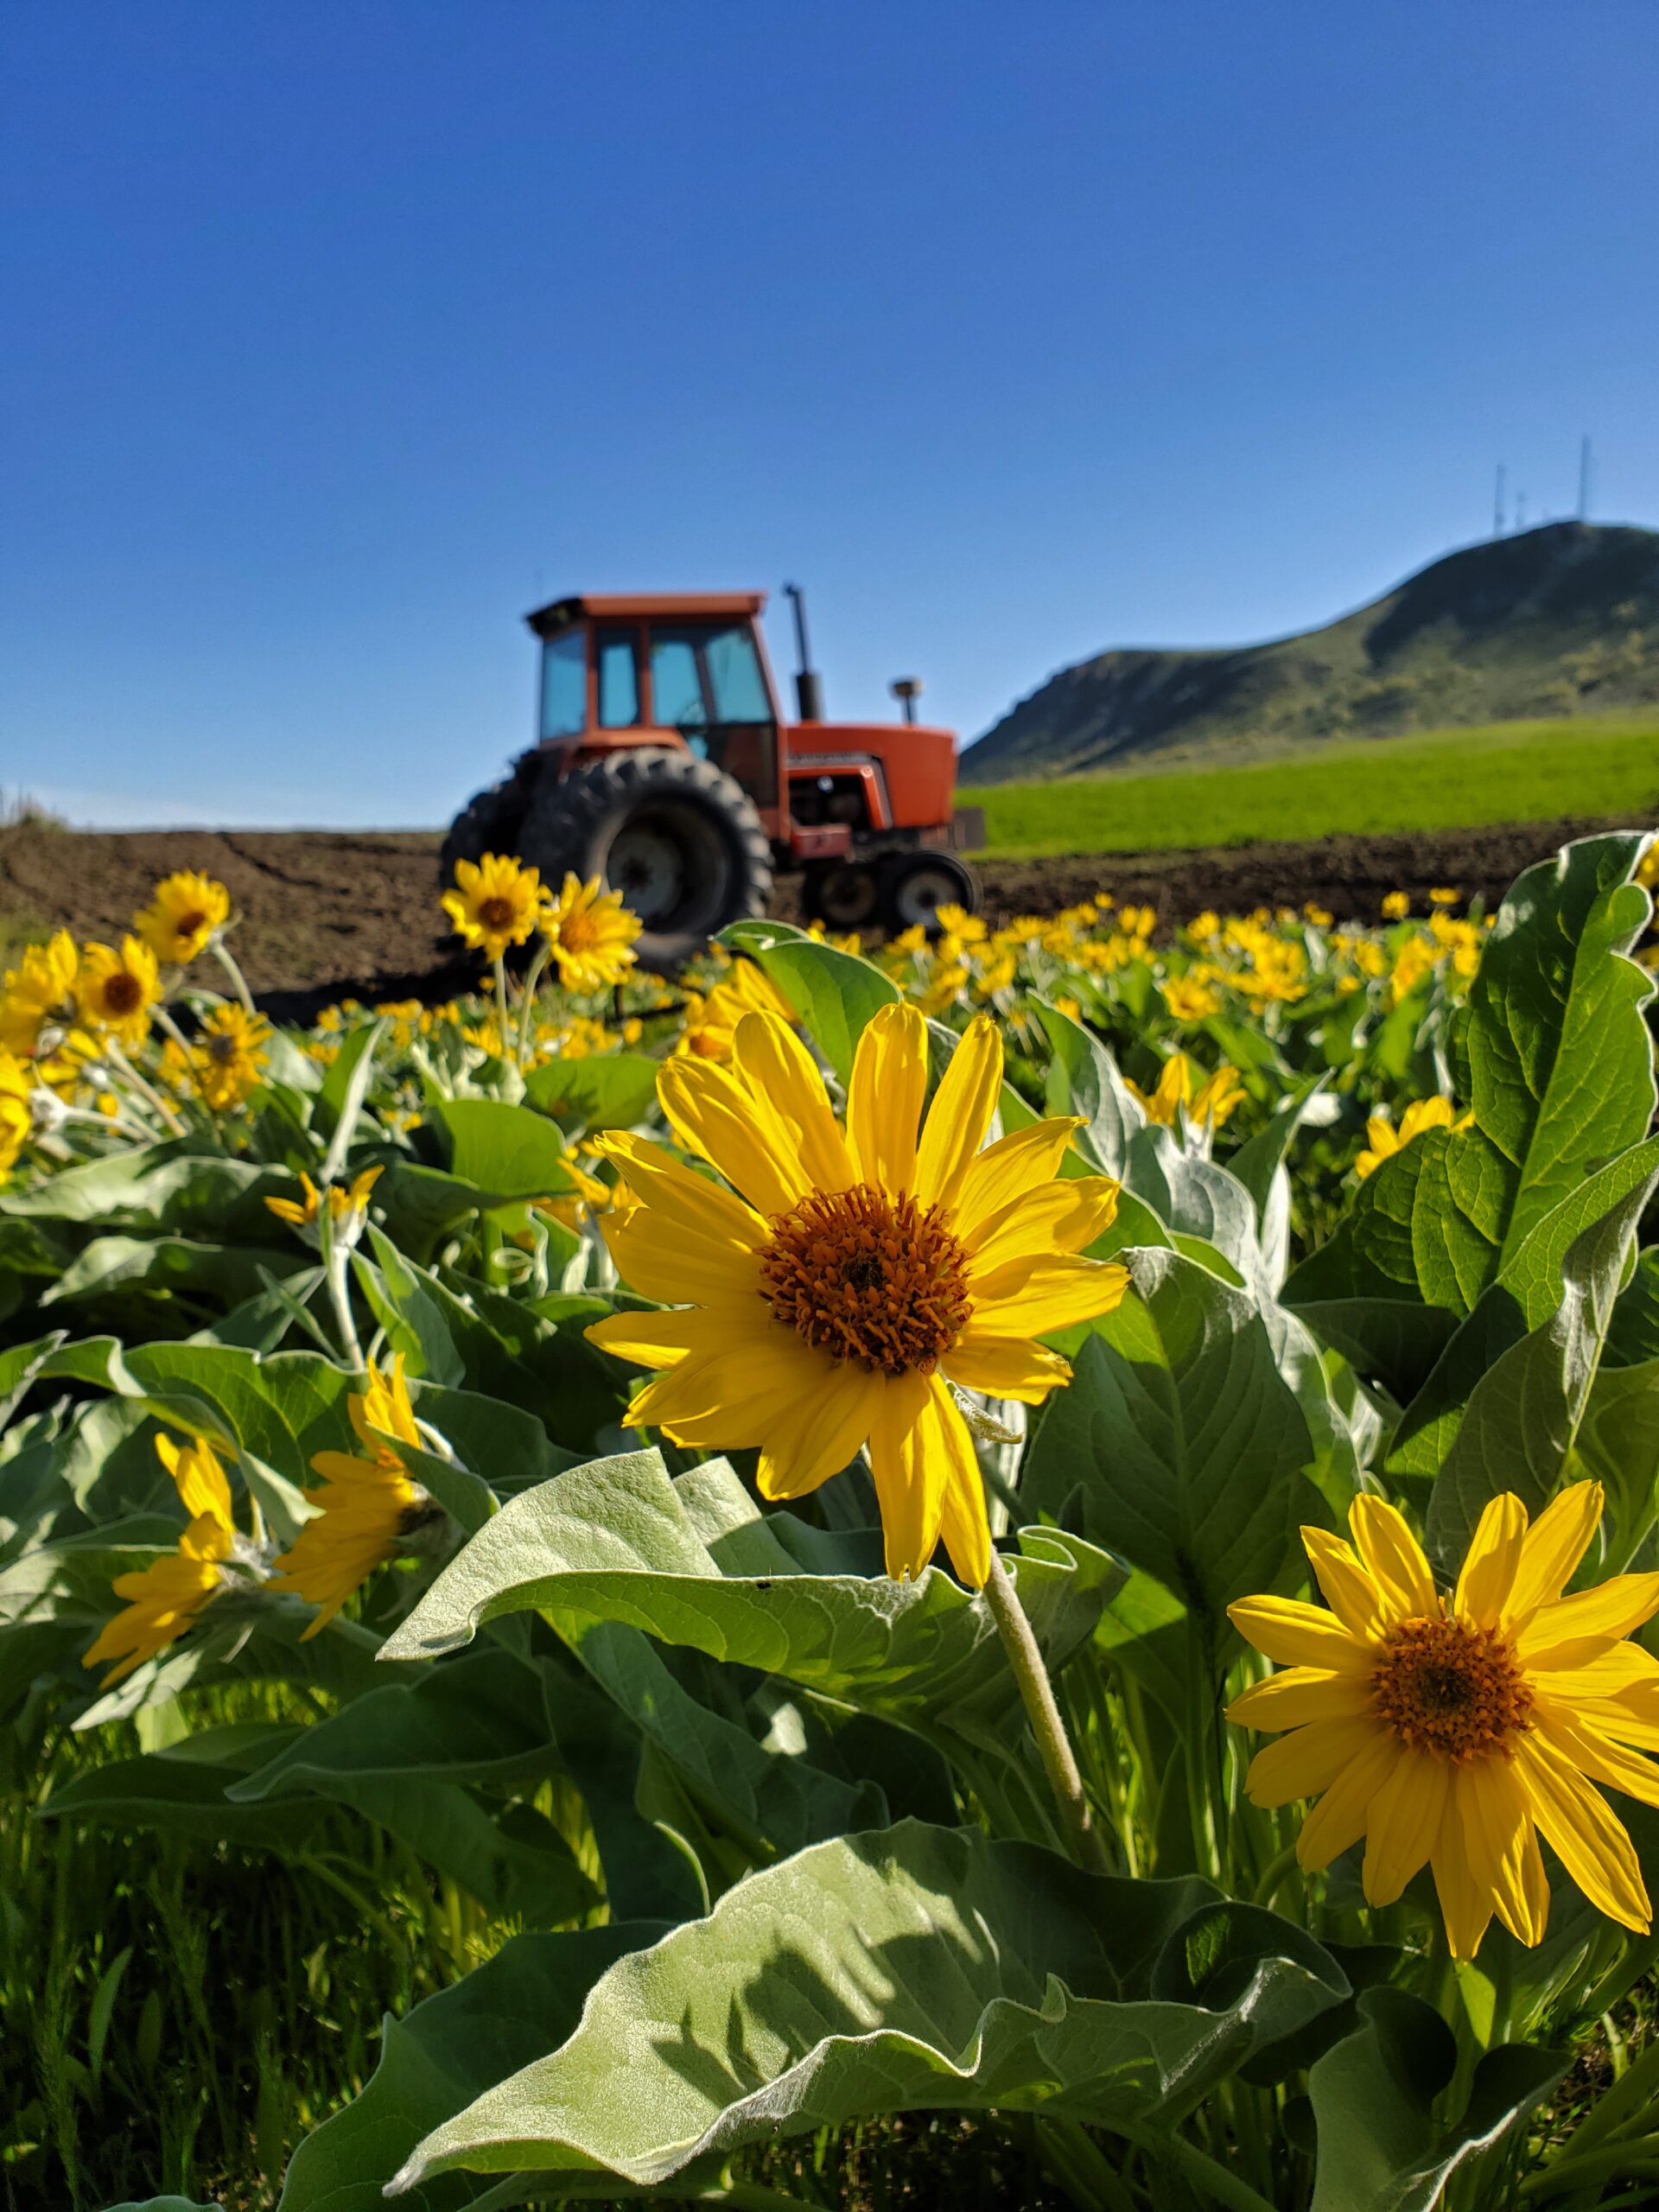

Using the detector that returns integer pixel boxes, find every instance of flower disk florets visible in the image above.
[759,1182,971,1377]
[1370,1613,1534,1763]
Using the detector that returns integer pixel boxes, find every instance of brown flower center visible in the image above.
[760,1182,971,1376]
[207,1033,238,1064]
[102,973,143,1015]
[1370,1614,1533,1763]
[478,896,517,931]
[175,909,208,939]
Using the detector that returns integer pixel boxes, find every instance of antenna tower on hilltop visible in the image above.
[1579,435,1594,520]
[1493,464,1507,536]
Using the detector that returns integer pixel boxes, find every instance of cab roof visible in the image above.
[525,590,766,637]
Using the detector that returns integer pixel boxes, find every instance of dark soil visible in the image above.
[0,811,1647,1024]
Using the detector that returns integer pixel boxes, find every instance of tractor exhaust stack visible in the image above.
[783,582,824,722]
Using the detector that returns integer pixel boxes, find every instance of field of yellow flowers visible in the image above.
[3,830,1659,2212]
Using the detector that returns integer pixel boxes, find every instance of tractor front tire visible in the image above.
[519,748,773,971]
[440,773,526,884]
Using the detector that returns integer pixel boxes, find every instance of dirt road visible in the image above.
[0,811,1647,1020]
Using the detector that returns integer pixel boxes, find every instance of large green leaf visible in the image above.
[522,1052,661,1136]
[1307,1987,1565,2212]
[1034,999,1147,1174]
[719,919,898,1084]
[39,1233,302,1312]
[378,1448,1123,1765]
[276,1925,677,2212]
[430,1098,579,1202]
[1425,1183,1653,1566]
[0,1139,290,1238]
[391,1821,1347,2193]
[1022,1247,1328,1624]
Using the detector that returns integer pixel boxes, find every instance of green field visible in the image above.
[974,716,1659,857]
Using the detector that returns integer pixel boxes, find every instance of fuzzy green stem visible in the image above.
[493,953,511,1058]
[514,938,553,1069]
[983,1547,1109,1874]
[209,935,257,1014]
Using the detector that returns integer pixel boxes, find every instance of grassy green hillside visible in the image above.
[962,521,1659,784]
[976,715,1659,857]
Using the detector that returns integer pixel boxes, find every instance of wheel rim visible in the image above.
[817,868,880,927]
[890,863,964,930]
[607,822,686,925]
[603,803,735,934]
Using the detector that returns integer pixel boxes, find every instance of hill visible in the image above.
[960,520,1659,784]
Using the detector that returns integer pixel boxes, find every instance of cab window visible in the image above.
[596,630,639,727]
[539,629,588,740]
[704,625,770,721]
[650,636,708,734]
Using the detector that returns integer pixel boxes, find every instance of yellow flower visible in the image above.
[1381,892,1411,921]
[0,1052,34,1174]
[1161,974,1221,1021]
[541,872,642,994]
[270,1357,436,1636]
[190,1004,270,1113]
[0,931,80,1056]
[934,903,986,943]
[134,870,232,964]
[1127,1052,1244,1132]
[1187,911,1221,943]
[1356,1096,1471,1179]
[584,1006,1128,1587]
[1428,887,1460,907]
[77,937,162,1046]
[1303,903,1334,927]
[1227,1484,1659,1959]
[264,1164,383,1240]
[441,852,543,961]
[82,1434,238,1685]
[674,957,793,1062]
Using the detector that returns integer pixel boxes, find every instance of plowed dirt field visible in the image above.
[0,811,1647,1023]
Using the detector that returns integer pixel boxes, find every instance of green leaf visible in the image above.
[1034,999,1147,1174]
[718,919,898,1084]
[1022,1248,1328,1622]
[315,1016,385,1167]
[429,1098,578,1203]
[1307,1986,1565,2212]
[378,1449,1123,1767]
[0,1139,290,1239]
[522,1052,661,1136]
[0,1330,67,1427]
[276,1925,676,2212]
[40,1234,302,1312]
[1425,1179,1653,1567]
[391,1821,1347,2193]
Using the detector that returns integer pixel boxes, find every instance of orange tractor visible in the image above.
[442,585,984,968]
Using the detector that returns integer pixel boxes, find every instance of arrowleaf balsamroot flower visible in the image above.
[1355,1095,1472,1179]
[585,1003,1129,1587]
[270,1356,442,1636]
[541,872,642,994]
[441,853,544,962]
[83,1433,239,1685]
[1227,1484,1659,1959]
[0,931,80,1057]
[264,1164,383,1244]
[135,869,232,965]
[78,936,162,1046]
[190,1003,271,1113]
[0,1052,32,1175]
[1127,1050,1244,1134]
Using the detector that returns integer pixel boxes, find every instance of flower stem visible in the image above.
[209,936,257,1014]
[983,1547,1109,1874]
[514,939,552,1070]
[493,954,511,1057]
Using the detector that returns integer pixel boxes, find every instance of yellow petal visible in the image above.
[915,1016,1002,1212]
[968,1252,1131,1337]
[1227,1667,1377,1733]
[847,1001,928,1194]
[941,1331,1072,1404]
[1532,1704,1659,1812]
[950,1116,1084,1243]
[1296,1729,1402,1868]
[730,1012,856,1194]
[1301,1529,1386,1643]
[964,1178,1121,1273]
[1454,1491,1528,1630]
[1515,1727,1651,1934]
[1228,1593,1373,1671]
[657,1057,807,1219]
[584,1306,746,1370]
[1348,1494,1438,1623]
[601,1211,764,1307]
[1502,1481,1605,1632]
[626,1332,821,1446]
[1458,1755,1546,1946]
[864,1370,942,1580]
[1362,1750,1449,1906]
[925,1376,992,1588]
[757,1362,883,1502]
[1432,1790,1495,1961]
[1243,1714,1386,1808]
[592,1132,769,1249]
[1519,1572,1659,1665]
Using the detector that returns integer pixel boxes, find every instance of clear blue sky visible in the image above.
[3,2,1655,828]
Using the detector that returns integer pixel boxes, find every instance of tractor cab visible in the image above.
[440,586,982,969]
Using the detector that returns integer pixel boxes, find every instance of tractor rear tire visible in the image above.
[877,850,979,936]
[519,747,773,972]
[439,773,526,884]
